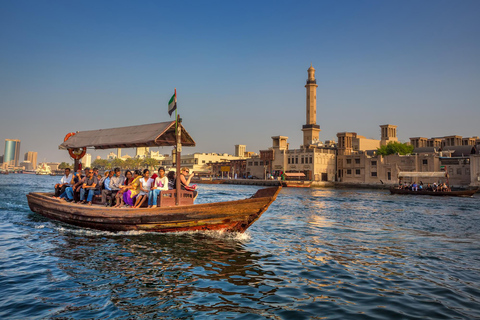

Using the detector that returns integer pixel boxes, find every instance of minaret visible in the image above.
[302,64,320,147]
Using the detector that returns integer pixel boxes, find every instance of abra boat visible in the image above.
[390,187,478,197]
[26,119,281,233]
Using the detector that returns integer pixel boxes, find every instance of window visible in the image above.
[288,158,291,164]
[254,162,258,166]
[309,156,313,164]
[347,169,352,175]
[457,168,461,175]
[248,162,253,166]
[355,158,360,164]
[295,157,298,164]
[371,161,377,166]
[301,156,304,164]
[195,159,198,164]
[202,160,205,164]
[346,159,352,164]
[371,172,377,177]
[423,159,428,165]
[260,161,264,165]
[356,169,361,175]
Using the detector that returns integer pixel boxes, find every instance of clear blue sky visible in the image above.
[1,0,479,163]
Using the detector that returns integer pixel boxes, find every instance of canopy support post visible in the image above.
[175,115,182,206]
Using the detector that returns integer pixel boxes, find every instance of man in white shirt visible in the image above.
[54,168,73,198]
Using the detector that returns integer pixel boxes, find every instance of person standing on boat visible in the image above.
[80,169,100,205]
[148,167,169,208]
[123,170,142,207]
[54,168,73,198]
[133,169,150,208]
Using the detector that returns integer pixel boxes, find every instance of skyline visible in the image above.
[1,0,479,163]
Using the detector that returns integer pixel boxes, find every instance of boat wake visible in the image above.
[48,224,251,241]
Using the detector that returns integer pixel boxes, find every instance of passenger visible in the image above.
[148,167,169,208]
[179,167,198,199]
[63,168,84,202]
[79,169,99,205]
[115,170,133,208]
[93,167,99,177]
[133,169,150,208]
[167,171,176,190]
[123,170,142,207]
[101,170,116,206]
[54,168,73,198]
[412,182,418,191]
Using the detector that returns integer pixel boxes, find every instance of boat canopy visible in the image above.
[59,121,195,150]
[398,171,446,178]
[284,172,306,177]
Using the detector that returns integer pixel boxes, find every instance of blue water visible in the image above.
[1,174,479,319]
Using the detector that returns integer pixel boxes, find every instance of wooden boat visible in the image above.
[26,118,282,233]
[282,181,312,188]
[390,187,478,197]
[27,186,281,232]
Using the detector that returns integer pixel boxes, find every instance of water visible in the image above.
[1,174,479,319]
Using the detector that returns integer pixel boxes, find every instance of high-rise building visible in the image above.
[24,151,38,170]
[81,154,92,168]
[4,139,21,167]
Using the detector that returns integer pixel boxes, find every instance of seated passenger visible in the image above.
[123,170,142,207]
[167,171,176,190]
[54,168,73,198]
[133,169,150,208]
[101,170,115,206]
[115,170,133,208]
[148,167,169,208]
[63,168,84,202]
[179,167,198,199]
[80,169,100,205]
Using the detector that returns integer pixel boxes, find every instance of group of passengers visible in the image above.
[397,181,450,192]
[53,166,196,208]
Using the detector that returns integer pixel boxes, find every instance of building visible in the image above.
[24,151,38,170]
[46,162,61,172]
[20,161,34,171]
[136,147,149,158]
[160,152,243,174]
[4,139,21,167]
[81,154,92,168]
[234,145,246,157]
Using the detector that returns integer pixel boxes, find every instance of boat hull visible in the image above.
[27,186,281,233]
[389,187,478,197]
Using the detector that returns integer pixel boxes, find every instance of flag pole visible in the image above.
[174,88,182,205]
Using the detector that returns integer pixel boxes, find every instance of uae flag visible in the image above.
[168,90,177,116]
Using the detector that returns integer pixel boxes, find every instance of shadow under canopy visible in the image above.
[58,120,195,150]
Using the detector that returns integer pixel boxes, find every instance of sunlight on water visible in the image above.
[1,175,479,319]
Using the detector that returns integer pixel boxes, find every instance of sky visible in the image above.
[1,0,479,164]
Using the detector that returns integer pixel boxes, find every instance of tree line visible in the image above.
[58,157,160,170]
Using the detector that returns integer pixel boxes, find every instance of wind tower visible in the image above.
[302,64,320,148]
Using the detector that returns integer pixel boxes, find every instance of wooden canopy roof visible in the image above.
[59,121,195,150]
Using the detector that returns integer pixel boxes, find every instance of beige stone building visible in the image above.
[160,152,243,174]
